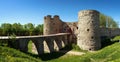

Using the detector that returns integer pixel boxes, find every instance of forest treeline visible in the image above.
[0,23,43,36]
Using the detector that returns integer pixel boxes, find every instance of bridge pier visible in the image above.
[45,37,55,52]
[18,39,29,52]
[32,38,44,55]
[62,35,68,45]
[55,36,63,50]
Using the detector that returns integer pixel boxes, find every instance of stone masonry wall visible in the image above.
[43,10,120,51]
[44,15,62,35]
[62,22,78,43]
[77,10,101,51]
[44,15,78,43]
[100,27,120,37]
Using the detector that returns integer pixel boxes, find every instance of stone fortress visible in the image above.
[44,10,120,51]
[1,10,120,55]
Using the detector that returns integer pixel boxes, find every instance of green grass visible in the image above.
[60,44,88,52]
[24,42,120,62]
[28,40,33,53]
[112,36,120,41]
[0,46,41,62]
[1,38,120,62]
[48,42,120,62]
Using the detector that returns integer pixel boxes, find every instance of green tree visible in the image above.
[100,14,118,28]
[12,23,23,35]
[34,24,43,35]
[0,28,3,35]
[1,23,12,36]
[24,23,35,35]
[0,23,43,36]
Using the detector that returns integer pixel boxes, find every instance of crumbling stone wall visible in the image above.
[62,22,78,43]
[77,10,101,51]
[44,15,78,43]
[44,15,62,35]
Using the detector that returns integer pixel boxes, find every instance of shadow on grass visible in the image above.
[101,37,119,48]
[26,44,88,61]
[26,45,72,61]
[60,44,88,52]
[26,52,66,61]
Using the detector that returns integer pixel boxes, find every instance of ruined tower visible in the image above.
[44,15,62,35]
[44,15,52,35]
[77,10,101,51]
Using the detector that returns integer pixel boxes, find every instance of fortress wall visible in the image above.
[43,10,120,51]
[62,22,78,43]
[44,15,78,43]
[100,28,111,37]
[62,22,78,35]
[110,28,120,37]
[100,27,120,37]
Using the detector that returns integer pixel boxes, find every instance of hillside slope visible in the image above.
[49,42,120,62]
[0,46,41,62]
[1,42,120,62]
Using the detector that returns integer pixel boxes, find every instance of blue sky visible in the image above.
[0,0,120,25]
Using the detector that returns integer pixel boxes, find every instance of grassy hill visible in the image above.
[0,46,41,62]
[1,42,120,62]
[48,42,120,62]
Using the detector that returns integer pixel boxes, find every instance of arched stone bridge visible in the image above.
[0,33,70,55]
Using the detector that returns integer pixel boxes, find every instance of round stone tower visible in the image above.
[77,10,101,51]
